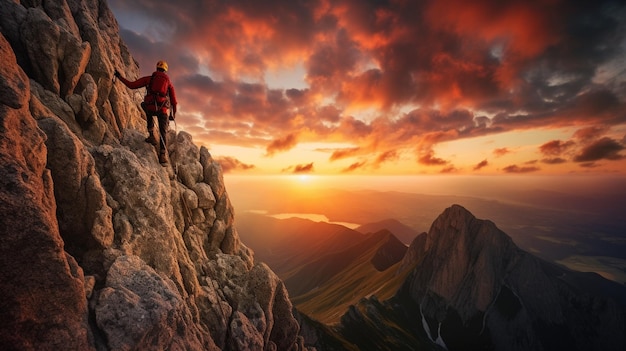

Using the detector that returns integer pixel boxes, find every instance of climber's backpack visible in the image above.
[144,71,170,111]
[149,71,170,98]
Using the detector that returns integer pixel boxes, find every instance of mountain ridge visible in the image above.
[356,218,420,245]
[291,230,410,324]
[331,204,626,351]
[236,213,411,324]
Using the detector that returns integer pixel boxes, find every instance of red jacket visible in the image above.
[119,71,177,115]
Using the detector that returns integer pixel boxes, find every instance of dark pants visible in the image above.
[146,110,168,152]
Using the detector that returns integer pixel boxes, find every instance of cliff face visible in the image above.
[0,1,305,350]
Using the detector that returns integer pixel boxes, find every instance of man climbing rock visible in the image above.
[115,60,177,164]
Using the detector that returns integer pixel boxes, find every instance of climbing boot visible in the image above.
[159,150,168,164]
[145,134,158,146]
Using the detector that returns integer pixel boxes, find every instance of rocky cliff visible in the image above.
[0,1,306,350]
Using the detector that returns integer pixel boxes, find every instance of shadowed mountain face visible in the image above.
[235,212,366,278]
[334,205,626,351]
[237,212,410,324]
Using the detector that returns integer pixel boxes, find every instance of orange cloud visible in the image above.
[283,162,315,173]
[502,164,540,173]
[266,133,299,156]
[341,161,366,173]
[215,156,255,173]
[474,159,489,171]
[539,140,575,157]
[418,148,448,166]
[441,165,458,174]
[329,147,361,161]
[374,149,399,167]
[111,0,626,175]
[493,148,511,157]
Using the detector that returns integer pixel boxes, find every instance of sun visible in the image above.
[298,174,311,182]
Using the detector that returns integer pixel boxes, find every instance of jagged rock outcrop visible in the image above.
[336,204,626,351]
[0,1,307,350]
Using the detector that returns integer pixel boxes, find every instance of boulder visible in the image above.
[194,182,217,209]
[96,255,216,351]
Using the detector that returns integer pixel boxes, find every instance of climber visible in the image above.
[114,60,177,164]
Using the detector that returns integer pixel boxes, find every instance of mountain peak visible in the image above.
[332,205,626,350]
[414,204,519,319]
[392,204,626,350]
[370,230,408,271]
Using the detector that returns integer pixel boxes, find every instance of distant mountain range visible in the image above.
[238,205,626,351]
[230,186,626,269]
[355,218,421,245]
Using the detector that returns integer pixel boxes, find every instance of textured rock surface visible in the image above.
[0,1,306,350]
[0,32,93,351]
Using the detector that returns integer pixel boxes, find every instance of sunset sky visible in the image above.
[109,0,626,176]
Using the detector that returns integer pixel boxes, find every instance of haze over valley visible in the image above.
[227,175,626,284]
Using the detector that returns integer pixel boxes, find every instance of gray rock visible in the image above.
[96,255,214,351]
[200,146,226,200]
